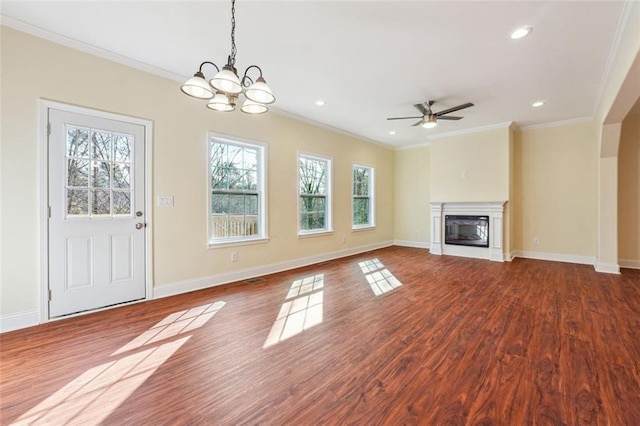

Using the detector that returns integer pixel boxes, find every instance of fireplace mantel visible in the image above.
[430,201,507,262]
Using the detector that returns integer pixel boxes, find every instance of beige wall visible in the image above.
[0,27,394,316]
[618,113,640,264]
[429,126,510,203]
[393,145,430,244]
[513,121,598,257]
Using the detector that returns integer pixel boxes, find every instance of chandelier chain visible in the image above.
[230,0,237,66]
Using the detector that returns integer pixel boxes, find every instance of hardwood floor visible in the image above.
[2,246,640,425]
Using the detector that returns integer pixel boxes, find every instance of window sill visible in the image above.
[208,237,270,249]
[352,225,376,232]
[298,230,334,239]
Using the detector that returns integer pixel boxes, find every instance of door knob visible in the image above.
[135,223,144,230]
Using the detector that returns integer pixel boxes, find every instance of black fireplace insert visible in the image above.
[445,215,489,248]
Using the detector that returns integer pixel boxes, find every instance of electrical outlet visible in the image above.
[231,252,238,262]
[462,171,469,179]
[413,230,420,237]
[533,237,540,245]
[342,236,347,244]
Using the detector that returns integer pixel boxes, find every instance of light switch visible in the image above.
[156,196,174,207]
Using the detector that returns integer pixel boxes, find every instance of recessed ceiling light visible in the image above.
[315,100,326,106]
[510,25,532,40]
[389,131,396,135]
[532,100,545,107]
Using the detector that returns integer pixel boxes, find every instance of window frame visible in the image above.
[352,163,375,230]
[207,133,268,248]
[297,152,333,237]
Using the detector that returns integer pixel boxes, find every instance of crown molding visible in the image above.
[394,141,432,151]
[519,116,594,131]
[0,16,186,83]
[591,0,639,118]
[269,107,393,150]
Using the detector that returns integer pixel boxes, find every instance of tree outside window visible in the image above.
[353,165,374,228]
[66,126,133,218]
[299,154,331,233]
[209,137,265,242]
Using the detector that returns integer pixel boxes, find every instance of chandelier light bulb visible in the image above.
[241,99,268,114]
[180,72,214,99]
[207,93,235,112]
[211,66,243,95]
[245,77,275,104]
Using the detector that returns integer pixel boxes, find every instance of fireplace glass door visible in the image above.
[444,215,489,247]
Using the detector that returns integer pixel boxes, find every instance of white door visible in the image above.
[48,109,146,318]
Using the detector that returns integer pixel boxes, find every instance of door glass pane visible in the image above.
[113,191,131,215]
[67,189,89,216]
[67,127,90,158]
[92,131,112,161]
[114,135,132,162]
[92,162,111,188]
[67,159,89,187]
[113,163,130,189]
[91,190,111,215]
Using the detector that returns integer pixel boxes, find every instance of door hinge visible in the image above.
[47,122,51,136]
[48,206,51,218]
[48,289,52,301]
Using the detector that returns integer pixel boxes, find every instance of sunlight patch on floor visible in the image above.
[263,274,324,348]
[13,301,225,425]
[113,301,226,355]
[359,259,402,296]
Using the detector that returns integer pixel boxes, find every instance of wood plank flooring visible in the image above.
[1,246,640,425]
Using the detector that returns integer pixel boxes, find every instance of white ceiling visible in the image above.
[0,1,629,148]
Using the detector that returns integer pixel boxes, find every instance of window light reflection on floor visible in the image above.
[263,274,324,348]
[14,301,225,425]
[113,301,226,355]
[359,258,402,296]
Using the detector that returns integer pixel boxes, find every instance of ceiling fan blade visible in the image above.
[412,120,424,127]
[413,103,428,115]
[436,116,463,120]
[435,102,474,117]
[387,116,424,120]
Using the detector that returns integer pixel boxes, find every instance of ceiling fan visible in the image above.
[387,100,474,129]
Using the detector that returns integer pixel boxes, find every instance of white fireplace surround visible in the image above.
[430,201,507,262]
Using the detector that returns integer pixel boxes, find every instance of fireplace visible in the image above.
[445,215,489,248]
[430,201,507,262]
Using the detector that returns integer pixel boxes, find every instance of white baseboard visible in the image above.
[154,240,394,299]
[619,259,640,269]
[595,262,621,274]
[393,240,431,249]
[0,310,40,333]
[511,250,596,266]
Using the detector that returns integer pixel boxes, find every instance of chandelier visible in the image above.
[180,0,275,114]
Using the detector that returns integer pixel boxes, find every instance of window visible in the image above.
[299,154,332,234]
[209,135,266,245]
[353,164,374,228]
[66,126,133,218]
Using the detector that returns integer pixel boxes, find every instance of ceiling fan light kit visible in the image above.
[422,115,438,129]
[180,0,275,114]
[387,100,474,129]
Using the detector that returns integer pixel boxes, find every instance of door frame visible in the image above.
[38,100,154,322]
